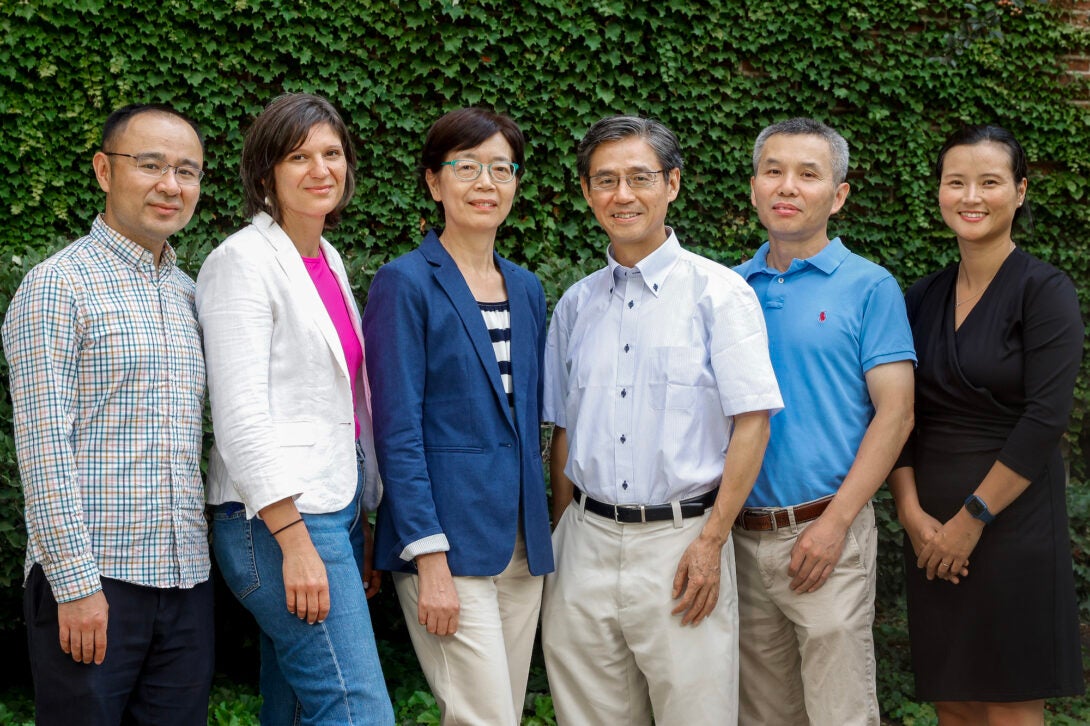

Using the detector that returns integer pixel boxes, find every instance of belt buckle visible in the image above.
[612,504,646,523]
[748,508,778,532]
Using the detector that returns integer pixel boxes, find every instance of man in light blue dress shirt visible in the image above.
[733,118,916,726]
[541,115,784,725]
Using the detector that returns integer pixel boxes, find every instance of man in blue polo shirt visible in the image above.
[733,118,916,726]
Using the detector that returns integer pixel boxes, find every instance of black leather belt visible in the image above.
[573,486,718,524]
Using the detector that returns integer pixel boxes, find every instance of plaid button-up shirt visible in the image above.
[2,216,209,603]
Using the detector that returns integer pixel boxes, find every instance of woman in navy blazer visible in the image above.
[363,108,553,725]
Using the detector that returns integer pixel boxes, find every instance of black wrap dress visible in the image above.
[900,249,1085,701]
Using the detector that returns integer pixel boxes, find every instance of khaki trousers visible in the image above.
[393,535,543,726]
[734,502,879,726]
[542,501,739,726]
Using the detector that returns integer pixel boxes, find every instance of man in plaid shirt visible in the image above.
[3,104,213,725]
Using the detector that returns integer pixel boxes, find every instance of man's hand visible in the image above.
[415,552,460,636]
[58,590,109,664]
[787,514,848,593]
[671,534,724,626]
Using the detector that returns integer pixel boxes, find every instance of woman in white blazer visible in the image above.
[196,93,393,726]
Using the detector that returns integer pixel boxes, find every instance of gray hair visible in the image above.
[577,116,683,180]
[752,118,849,185]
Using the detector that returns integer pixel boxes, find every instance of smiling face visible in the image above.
[937,141,1027,248]
[93,111,203,254]
[272,122,348,236]
[580,136,680,267]
[750,132,849,260]
[425,132,517,242]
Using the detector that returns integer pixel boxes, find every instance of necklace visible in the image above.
[955,242,1015,307]
[955,285,983,307]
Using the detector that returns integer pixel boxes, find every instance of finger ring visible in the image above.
[941,561,951,567]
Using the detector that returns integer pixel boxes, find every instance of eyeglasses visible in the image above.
[588,170,666,191]
[440,160,520,183]
[104,152,205,186]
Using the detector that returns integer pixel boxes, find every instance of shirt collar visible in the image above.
[90,215,176,271]
[740,236,849,279]
[604,228,681,298]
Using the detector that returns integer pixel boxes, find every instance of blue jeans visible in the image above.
[212,460,393,725]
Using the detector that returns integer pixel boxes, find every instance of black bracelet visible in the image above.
[270,518,304,536]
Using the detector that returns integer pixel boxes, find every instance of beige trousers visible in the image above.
[392,535,543,726]
[734,501,880,726]
[542,501,739,726]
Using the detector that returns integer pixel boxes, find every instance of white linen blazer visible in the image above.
[196,212,381,518]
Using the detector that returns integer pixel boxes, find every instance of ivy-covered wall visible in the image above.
[1,0,1088,624]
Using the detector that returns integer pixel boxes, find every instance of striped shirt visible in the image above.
[2,216,209,603]
[480,301,513,408]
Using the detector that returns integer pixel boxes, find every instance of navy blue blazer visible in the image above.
[362,230,554,576]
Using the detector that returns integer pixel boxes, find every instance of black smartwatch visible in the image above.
[963,494,995,524]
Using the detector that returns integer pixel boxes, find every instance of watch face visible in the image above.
[965,494,993,523]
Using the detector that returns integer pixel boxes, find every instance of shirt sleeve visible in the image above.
[997,268,1084,479]
[197,241,304,515]
[2,264,102,602]
[708,279,784,418]
[542,292,573,427]
[860,274,917,372]
[362,264,449,561]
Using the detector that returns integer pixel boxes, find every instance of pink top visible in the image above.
[302,251,363,438]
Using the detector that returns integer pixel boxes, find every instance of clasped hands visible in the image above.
[904,508,981,584]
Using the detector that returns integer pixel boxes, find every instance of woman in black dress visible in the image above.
[889,125,1084,724]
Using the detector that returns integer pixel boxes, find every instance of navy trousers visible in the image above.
[25,564,214,726]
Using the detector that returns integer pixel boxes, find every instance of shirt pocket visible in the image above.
[649,346,703,410]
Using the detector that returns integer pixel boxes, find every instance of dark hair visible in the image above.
[418,107,526,223]
[576,116,683,180]
[241,93,357,229]
[935,124,1031,230]
[752,117,849,184]
[101,103,205,156]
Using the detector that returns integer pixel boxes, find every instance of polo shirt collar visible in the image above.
[605,228,681,298]
[741,236,849,279]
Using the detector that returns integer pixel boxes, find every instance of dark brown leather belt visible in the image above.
[734,495,834,531]
[573,486,718,524]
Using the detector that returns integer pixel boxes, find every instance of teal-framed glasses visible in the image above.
[588,169,666,191]
[440,160,520,183]
[104,152,205,186]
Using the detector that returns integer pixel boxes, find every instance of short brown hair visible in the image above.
[240,93,357,229]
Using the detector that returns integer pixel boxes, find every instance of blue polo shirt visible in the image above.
[735,237,915,507]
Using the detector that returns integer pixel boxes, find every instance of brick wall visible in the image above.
[1061,0,1090,105]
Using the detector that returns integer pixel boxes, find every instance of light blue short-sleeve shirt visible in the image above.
[735,237,915,507]
[545,231,784,506]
